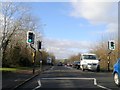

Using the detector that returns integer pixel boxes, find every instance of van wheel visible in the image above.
[114,73,120,86]
[81,65,85,71]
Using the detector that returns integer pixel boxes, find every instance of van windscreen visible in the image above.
[83,55,97,60]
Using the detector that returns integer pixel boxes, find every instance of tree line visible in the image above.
[67,37,118,70]
[0,2,55,67]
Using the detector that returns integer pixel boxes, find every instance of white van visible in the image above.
[80,53,100,72]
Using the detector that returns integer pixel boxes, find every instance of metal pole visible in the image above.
[108,51,112,72]
[108,55,110,72]
[40,60,42,72]
[30,44,36,74]
[32,52,35,74]
[39,51,42,72]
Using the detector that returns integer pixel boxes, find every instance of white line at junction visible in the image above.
[41,77,97,85]
[33,77,112,90]
[96,85,112,90]
[32,80,41,90]
[50,66,54,70]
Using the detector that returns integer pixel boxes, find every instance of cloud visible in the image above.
[43,37,94,59]
[106,23,118,33]
[69,0,118,34]
[43,1,118,59]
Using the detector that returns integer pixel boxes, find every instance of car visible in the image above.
[67,63,72,67]
[72,61,80,69]
[113,58,120,86]
[80,53,100,72]
[57,62,63,66]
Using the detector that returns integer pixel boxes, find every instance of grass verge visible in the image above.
[0,67,33,72]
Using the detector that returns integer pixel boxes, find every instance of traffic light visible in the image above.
[108,40,115,50]
[37,41,42,50]
[27,31,35,44]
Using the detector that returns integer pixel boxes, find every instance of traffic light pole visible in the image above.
[38,49,42,72]
[107,50,112,72]
[30,44,36,74]
[37,41,42,72]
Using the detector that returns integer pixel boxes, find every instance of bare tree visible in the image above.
[0,2,41,66]
[90,36,118,70]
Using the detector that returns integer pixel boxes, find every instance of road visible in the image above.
[17,65,120,90]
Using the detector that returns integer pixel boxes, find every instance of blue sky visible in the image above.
[24,1,118,59]
[29,2,106,41]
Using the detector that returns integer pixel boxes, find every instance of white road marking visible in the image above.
[38,80,41,87]
[66,66,73,69]
[96,85,112,90]
[14,79,18,82]
[41,77,97,85]
[50,66,54,70]
[32,80,41,90]
[41,77,111,90]
[32,66,111,90]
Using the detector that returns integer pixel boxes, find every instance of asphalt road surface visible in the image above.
[17,65,120,90]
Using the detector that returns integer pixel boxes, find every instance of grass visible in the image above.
[0,67,33,72]
[0,68,17,72]
[16,67,33,70]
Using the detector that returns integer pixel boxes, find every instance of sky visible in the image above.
[23,1,118,59]
[2,0,118,59]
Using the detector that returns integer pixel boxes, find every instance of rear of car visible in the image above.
[113,58,120,86]
[80,53,100,72]
[57,62,63,66]
[72,61,80,69]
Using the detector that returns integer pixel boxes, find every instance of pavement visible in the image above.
[2,65,52,90]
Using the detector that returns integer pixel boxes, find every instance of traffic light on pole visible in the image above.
[108,40,115,50]
[27,31,35,44]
